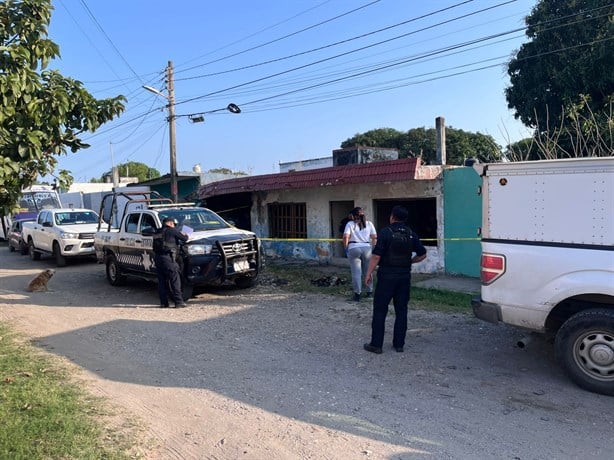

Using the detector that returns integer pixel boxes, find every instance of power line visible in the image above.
[237,36,614,114]
[175,0,475,81]
[78,0,145,85]
[174,0,517,107]
[175,3,609,113]
[174,0,383,75]
[77,2,610,160]
[175,0,335,69]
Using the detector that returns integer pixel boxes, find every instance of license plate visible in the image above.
[233,259,250,272]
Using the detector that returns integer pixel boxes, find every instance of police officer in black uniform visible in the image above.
[154,217,188,308]
[363,205,427,353]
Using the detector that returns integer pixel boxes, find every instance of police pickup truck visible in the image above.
[94,191,261,299]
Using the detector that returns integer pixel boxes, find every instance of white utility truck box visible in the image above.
[480,158,613,245]
[472,157,614,396]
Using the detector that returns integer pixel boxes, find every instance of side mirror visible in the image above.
[42,221,53,228]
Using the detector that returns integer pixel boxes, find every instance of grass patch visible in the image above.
[410,287,473,314]
[264,260,472,314]
[0,323,139,459]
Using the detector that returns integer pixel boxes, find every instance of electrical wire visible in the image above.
[175,0,335,69]
[70,2,611,171]
[174,0,384,75]
[173,0,518,107]
[78,0,146,85]
[175,4,611,112]
[175,0,476,81]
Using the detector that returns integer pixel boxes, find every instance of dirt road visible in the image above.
[0,248,612,459]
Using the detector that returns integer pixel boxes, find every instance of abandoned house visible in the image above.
[198,147,481,277]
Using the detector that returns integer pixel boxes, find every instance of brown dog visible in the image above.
[27,269,56,292]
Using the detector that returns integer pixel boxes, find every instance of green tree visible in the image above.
[208,167,248,176]
[0,0,125,215]
[505,0,613,154]
[341,127,501,165]
[110,161,160,182]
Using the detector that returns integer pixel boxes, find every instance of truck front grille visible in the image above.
[79,233,95,240]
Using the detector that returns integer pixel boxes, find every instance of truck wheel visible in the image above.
[19,241,29,255]
[53,241,67,267]
[555,309,614,396]
[28,240,41,261]
[8,243,15,252]
[106,254,126,286]
[235,274,257,289]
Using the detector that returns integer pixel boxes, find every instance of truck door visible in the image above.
[39,211,53,252]
[118,212,147,273]
[137,213,158,274]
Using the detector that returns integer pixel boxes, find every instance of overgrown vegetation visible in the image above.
[264,260,473,314]
[0,324,139,459]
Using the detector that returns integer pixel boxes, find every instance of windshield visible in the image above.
[54,211,99,225]
[159,208,230,232]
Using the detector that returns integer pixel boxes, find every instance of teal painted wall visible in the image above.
[150,178,199,202]
[443,168,482,277]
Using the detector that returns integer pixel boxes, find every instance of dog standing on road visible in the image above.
[26,269,55,292]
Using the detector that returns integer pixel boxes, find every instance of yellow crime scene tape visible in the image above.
[259,237,480,242]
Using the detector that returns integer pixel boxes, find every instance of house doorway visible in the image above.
[374,198,438,246]
[330,200,354,257]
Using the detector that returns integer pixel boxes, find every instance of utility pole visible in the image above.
[144,61,241,203]
[436,116,446,165]
[166,61,178,203]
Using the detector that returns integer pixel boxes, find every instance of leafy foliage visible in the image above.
[110,161,160,183]
[341,126,501,165]
[505,0,613,156]
[0,0,125,215]
[208,167,248,176]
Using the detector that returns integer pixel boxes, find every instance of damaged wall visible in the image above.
[252,175,444,273]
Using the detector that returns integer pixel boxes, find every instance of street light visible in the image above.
[143,61,241,203]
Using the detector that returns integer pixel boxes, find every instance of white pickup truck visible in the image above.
[471,157,614,395]
[94,191,262,299]
[22,208,100,266]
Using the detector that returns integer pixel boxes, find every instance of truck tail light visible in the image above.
[480,253,506,285]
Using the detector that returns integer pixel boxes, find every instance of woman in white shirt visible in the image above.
[343,207,377,301]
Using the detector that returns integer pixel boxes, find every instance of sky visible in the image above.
[45,0,537,182]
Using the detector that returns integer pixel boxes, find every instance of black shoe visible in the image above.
[160,303,169,308]
[365,292,372,298]
[394,346,404,353]
[174,303,187,308]
[363,343,382,354]
[353,293,361,302]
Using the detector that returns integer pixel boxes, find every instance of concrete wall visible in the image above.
[252,176,444,273]
[279,157,333,173]
[332,147,399,166]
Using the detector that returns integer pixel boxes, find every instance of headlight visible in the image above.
[60,232,79,239]
[187,244,212,255]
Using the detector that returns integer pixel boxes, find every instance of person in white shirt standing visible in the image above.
[343,207,377,301]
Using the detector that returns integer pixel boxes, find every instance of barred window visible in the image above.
[268,203,307,239]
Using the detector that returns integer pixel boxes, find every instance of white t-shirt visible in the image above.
[344,220,377,247]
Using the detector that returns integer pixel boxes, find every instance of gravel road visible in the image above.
[0,248,612,460]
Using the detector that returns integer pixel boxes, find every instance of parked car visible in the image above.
[22,208,100,266]
[8,218,35,254]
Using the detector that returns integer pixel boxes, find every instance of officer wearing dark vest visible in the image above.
[154,217,188,308]
[364,205,427,353]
